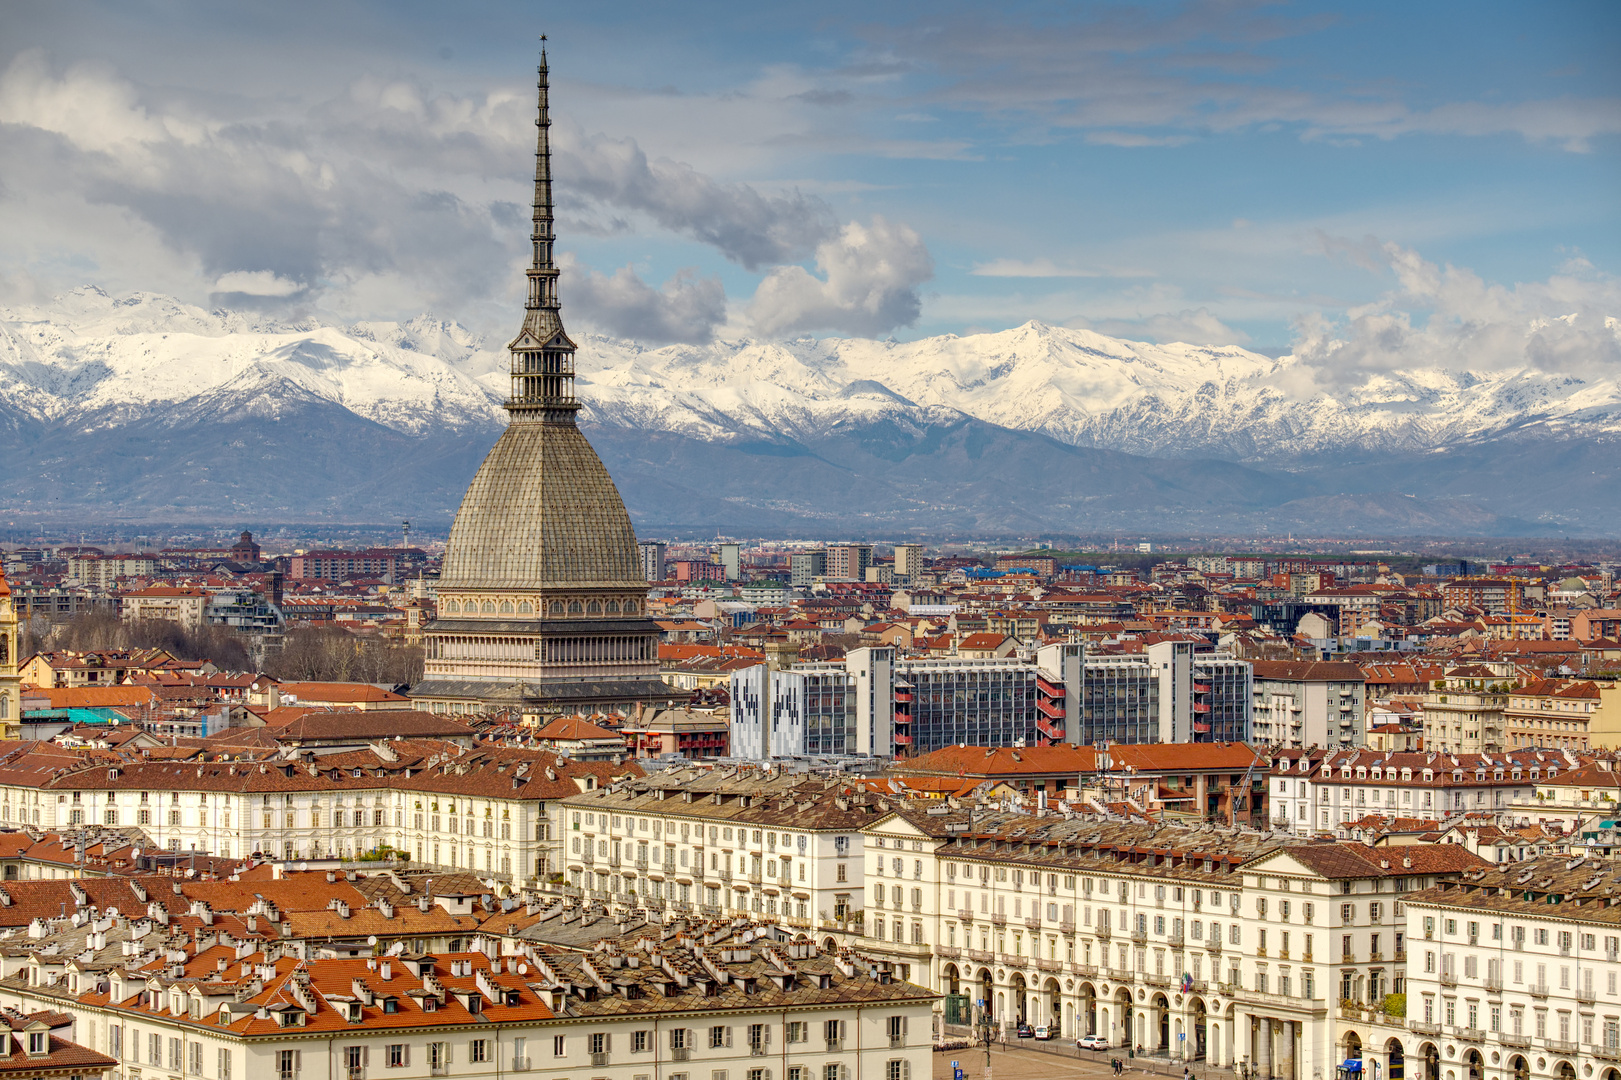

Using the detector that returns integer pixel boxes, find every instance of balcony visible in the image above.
[750,1044,768,1057]
[1577,989,1597,1005]
[512,1058,532,1072]
[1455,1028,1485,1044]
[1546,1040,1579,1056]
[889,1037,906,1049]
[1439,973,1458,987]
[1071,963,1098,976]
[1144,973,1172,988]
[672,1048,693,1062]
[990,913,1007,926]
[1499,1034,1531,1049]
[591,1053,611,1066]
[1131,930,1148,945]
[1206,939,1222,954]
[1035,959,1062,973]
[958,909,976,922]
[965,949,993,962]
[1059,920,1075,934]
[826,1041,843,1053]
[937,946,961,959]
[1484,977,1503,993]
[1408,1021,1441,1036]
[1593,1046,1621,1064]
[1367,951,1382,962]
[1024,916,1042,930]
[1528,983,1550,999]
[1095,926,1112,940]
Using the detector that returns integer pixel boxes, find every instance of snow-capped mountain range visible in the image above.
[0,287,1615,534]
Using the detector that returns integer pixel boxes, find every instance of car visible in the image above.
[1015,1022,1035,1038]
[1077,1035,1110,1051]
[1033,1026,1053,1041]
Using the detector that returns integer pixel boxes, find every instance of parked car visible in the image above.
[1033,1026,1053,1041]
[1015,1022,1035,1038]
[1077,1035,1110,1051]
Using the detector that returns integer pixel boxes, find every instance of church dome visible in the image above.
[439,421,643,591]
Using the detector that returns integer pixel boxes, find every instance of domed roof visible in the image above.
[440,421,643,591]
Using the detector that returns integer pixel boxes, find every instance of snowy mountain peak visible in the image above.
[1,288,1616,462]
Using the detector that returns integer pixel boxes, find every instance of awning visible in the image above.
[1342,1061,1363,1072]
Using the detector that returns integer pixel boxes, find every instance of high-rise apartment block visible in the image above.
[790,550,827,587]
[638,540,666,583]
[716,542,740,580]
[826,543,873,581]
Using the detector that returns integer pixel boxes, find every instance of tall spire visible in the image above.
[507,35,578,422]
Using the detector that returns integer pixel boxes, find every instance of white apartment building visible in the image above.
[1425,666,1512,755]
[1401,855,1621,1080]
[867,811,1276,1065]
[0,744,623,888]
[1250,660,1368,748]
[1267,749,1553,836]
[558,768,902,938]
[2,941,933,1080]
[845,807,1494,1080]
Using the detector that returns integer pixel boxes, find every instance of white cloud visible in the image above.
[1084,131,1193,148]
[559,255,726,345]
[747,216,934,337]
[971,258,1151,278]
[212,270,305,297]
[554,124,837,270]
[1069,306,1250,346]
[1288,239,1621,388]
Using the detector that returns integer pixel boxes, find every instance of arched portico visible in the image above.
[1187,996,1207,1060]
[1152,992,1171,1052]
[1041,976,1062,1035]
[1011,972,1028,1025]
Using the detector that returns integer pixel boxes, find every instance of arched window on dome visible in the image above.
[587,600,602,614]
[623,600,638,614]
[568,601,583,614]
[444,600,460,613]
[518,601,534,614]
[499,600,515,614]
[550,601,565,616]
[605,600,621,613]
[481,601,497,614]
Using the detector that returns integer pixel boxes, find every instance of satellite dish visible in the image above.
[367,936,378,946]
[517,964,528,975]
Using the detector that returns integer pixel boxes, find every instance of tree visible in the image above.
[265,626,422,685]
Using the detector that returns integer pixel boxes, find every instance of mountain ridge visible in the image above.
[0,287,1613,535]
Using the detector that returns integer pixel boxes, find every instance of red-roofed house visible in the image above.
[529,714,628,760]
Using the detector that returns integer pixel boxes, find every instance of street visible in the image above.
[932,1042,1226,1080]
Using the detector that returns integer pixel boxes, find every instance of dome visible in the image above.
[440,421,643,591]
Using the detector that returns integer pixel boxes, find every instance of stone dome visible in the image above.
[439,421,643,591]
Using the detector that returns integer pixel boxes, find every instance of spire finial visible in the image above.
[505,36,577,421]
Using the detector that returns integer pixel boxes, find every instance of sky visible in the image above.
[1,0,1618,367]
